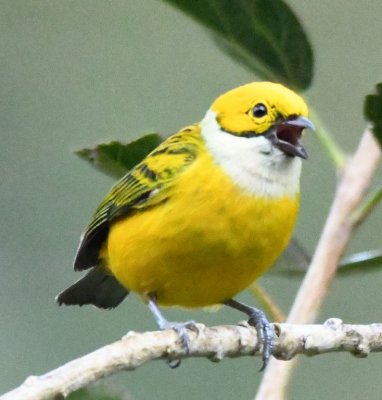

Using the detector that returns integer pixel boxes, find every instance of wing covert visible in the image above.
[74,125,201,270]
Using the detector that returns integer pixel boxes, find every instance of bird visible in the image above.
[56,81,314,369]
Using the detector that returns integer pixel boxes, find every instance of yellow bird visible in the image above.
[57,81,314,368]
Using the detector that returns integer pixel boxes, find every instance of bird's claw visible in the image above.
[163,320,198,352]
[176,321,198,351]
[147,298,200,368]
[162,320,198,368]
[247,309,274,371]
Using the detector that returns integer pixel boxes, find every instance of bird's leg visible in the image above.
[148,295,198,367]
[224,298,274,371]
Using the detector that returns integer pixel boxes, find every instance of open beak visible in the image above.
[265,116,314,159]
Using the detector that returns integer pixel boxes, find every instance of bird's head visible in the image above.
[206,81,314,159]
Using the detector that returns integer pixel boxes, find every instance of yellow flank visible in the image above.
[102,127,298,307]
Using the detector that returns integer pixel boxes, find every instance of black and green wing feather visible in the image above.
[74,125,201,270]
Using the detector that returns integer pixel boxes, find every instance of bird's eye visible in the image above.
[252,103,267,118]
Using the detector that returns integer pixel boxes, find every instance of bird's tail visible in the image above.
[56,267,129,309]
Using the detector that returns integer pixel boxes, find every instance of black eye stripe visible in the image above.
[253,103,267,118]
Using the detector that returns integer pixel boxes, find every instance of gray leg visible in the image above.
[224,298,274,371]
[148,296,198,367]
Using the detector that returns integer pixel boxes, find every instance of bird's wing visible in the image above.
[74,124,201,270]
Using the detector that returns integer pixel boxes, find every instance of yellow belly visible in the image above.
[103,151,298,307]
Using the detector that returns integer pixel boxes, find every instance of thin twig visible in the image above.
[2,320,382,400]
[350,186,382,225]
[255,130,381,400]
[250,283,286,322]
[309,107,346,169]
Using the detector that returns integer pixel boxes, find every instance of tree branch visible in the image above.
[255,129,382,399]
[2,320,382,400]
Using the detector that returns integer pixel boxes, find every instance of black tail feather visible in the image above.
[56,268,129,309]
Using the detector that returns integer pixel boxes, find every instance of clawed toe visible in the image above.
[147,298,200,368]
[160,321,197,368]
[164,320,198,352]
[224,298,275,371]
[248,310,275,371]
[162,321,198,369]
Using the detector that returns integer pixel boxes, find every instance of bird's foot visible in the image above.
[224,298,274,371]
[147,296,199,368]
[159,320,199,368]
[160,320,199,352]
[246,308,274,371]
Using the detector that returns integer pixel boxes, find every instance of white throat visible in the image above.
[200,110,302,198]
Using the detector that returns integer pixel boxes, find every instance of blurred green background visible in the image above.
[1,0,381,398]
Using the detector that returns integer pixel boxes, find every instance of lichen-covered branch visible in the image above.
[2,319,382,400]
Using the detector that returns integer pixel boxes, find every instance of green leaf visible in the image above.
[364,83,382,146]
[270,238,310,275]
[76,133,163,179]
[272,248,382,276]
[337,249,382,275]
[163,0,313,90]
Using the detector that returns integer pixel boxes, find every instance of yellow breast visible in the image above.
[103,142,299,308]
